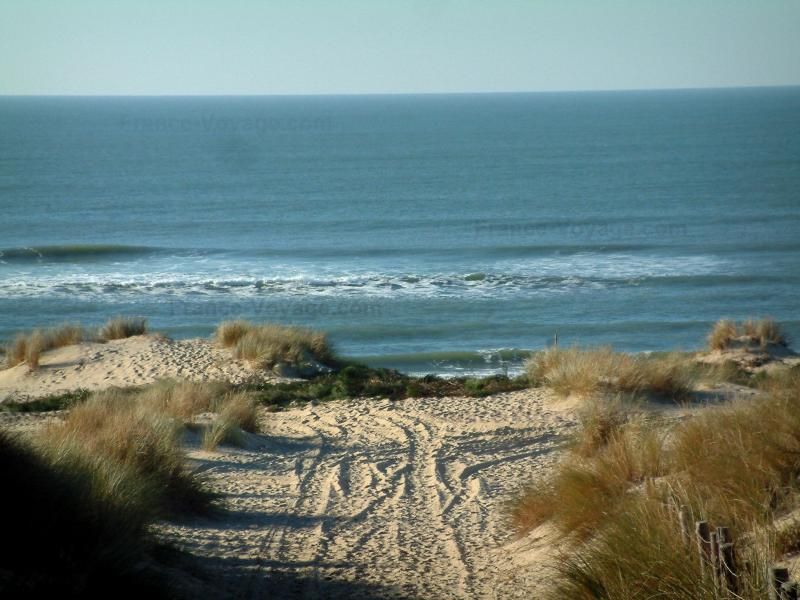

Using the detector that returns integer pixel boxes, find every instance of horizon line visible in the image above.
[1,83,799,98]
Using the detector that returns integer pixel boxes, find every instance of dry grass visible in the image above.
[217,391,260,433]
[4,323,84,368]
[708,317,789,351]
[215,319,252,348]
[202,391,260,451]
[707,318,739,351]
[572,394,634,457]
[513,412,665,540]
[0,429,180,595]
[546,495,775,600]
[525,347,694,400]
[671,392,800,528]
[138,379,226,420]
[744,317,788,347]
[98,316,147,341]
[36,390,210,516]
[201,417,243,451]
[4,317,148,369]
[217,320,335,369]
[513,365,800,598]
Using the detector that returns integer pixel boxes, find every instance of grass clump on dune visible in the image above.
[0,430,187,597]
[202,392,260,451]
[708,317,789,351]
[707,318,739,351]
[4,316,148,369]
[512,365,800,599]
[5,323,84,368]
[511,397,663,540]
[216,320,335,370]
[37,389,212,517]
[525,346,694,400]
[215,319,252,348]
[98,316,147,341]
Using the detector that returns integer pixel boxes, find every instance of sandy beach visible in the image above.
[159,390,574,599]
[0,334,578,598]
[0,335,280,401]
[2,325,799,598]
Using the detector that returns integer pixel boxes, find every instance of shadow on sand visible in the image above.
[163,549,420,599]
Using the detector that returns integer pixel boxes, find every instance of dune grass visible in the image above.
[707,318,739,351]
[524,346,695,400]
[98,316,148,340]
[215,319,252,348]
[512,365,800,599]
[202,392,260,450]
[511,398,664,540]
[216,320,335,369]
[4,317,149,369]
[36,389,212,517]
[24,380,266,532]
[708,317,789,351]
[0,429,191,596]
[5,323,84,368]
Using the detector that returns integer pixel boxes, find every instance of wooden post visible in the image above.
[718,542,737,594]
[769,567,790,600]
[678,505,689,546]
[553,332,558,347]
[695,521,711,577]
[716,526,730,545]
[781,582,799,600]
[709,531,720,587]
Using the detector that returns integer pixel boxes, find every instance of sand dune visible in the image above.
[0,335,279,401]
[160,390,574,599]
[1,335,575,597]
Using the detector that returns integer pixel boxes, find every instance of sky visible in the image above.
[1,1,799,95]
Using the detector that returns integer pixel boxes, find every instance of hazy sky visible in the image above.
[1,1,799,95]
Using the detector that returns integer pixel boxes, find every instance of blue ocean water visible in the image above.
[1,89,799,375]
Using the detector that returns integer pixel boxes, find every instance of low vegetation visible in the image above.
[5,323,84,369]
[3,317,148,369]
[247,364,529,406]
[512,363,800,599]
[0,388,91,412]
[98,315,148,340]
[525,346,695,400]
[708,317,788,351]
[0,429,195,596]
[216,320,335,370]
[202,392,260,451]
[36,388,212,517]
[0,378,270,593]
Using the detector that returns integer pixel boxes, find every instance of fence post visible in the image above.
[709,531,720,586]
[769,567,790,600]
[678,505,689,546]
[781,582,799,600]
[695,521,711,578]
[718,542,737,594]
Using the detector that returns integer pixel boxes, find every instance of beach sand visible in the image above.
[0,336,578,598]
[5,338,789,598]
[160,389,575,599]
[0,335,280,401]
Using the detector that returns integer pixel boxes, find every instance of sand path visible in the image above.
[160,389,574,599]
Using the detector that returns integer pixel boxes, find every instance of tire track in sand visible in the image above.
[158,390,574,599]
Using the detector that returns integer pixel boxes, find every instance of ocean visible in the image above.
[1,88,799,376]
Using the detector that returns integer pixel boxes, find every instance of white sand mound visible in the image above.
[0,335,279,401]
[159,389,575,599]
